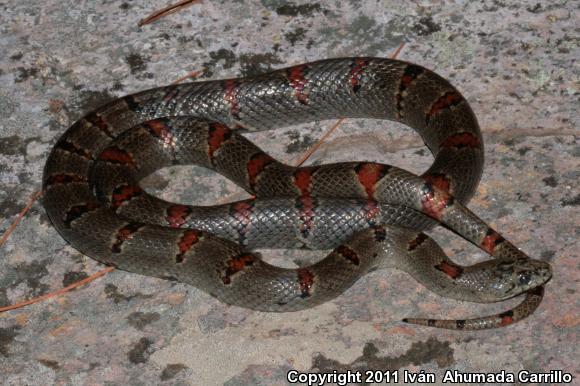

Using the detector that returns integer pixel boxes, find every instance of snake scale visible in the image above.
[42,57,552,330]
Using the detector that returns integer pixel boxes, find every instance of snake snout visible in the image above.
[535,261,553,284]
[518,259,552,290]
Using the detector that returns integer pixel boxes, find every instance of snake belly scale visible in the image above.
[42,58,552,330]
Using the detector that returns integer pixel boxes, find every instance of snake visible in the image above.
[42,57,552,330]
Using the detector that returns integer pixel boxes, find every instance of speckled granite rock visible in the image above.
[0,1,577,385]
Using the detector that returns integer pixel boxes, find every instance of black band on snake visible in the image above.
[42,58,552,330]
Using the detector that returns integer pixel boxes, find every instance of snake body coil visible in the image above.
[43,58,551,330]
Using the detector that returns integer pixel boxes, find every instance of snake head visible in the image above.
[460,257,552,302]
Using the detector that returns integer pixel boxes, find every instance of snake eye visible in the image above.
[518,272,531,286]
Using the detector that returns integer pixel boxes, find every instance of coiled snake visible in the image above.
[42,58,552,330]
